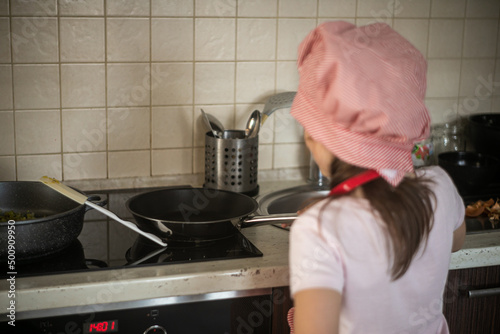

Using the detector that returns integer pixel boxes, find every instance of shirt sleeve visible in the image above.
[289,206,345,297]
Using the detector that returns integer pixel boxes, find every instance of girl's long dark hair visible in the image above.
[324,158,436,280]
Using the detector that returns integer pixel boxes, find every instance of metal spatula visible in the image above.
[39,176,167,247]
[261,91,297,125]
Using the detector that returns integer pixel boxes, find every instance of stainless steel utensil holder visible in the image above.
[204,130,259,196]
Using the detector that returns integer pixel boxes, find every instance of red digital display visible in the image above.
[84,320,118,333]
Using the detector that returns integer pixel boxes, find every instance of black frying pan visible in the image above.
[126,187,296,242]
[438,151,500,193]
[0,182,105,260]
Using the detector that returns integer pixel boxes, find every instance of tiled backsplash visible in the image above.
[1,0,499,190]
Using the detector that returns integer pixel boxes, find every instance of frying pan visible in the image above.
[126,187,296,242]
[0,181,106,260]
[438,151,500,193]
[468,113,500,159]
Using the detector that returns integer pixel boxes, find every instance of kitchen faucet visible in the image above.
[307,156,329,188]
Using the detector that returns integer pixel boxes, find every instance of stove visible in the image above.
[1,187,263,279]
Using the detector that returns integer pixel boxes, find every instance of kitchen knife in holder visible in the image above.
[204,130,259,196]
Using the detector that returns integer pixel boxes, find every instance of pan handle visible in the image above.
[85,194,108,212]
[241,213,297,228]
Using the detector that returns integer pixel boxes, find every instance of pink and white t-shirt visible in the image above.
[289,166,464,334]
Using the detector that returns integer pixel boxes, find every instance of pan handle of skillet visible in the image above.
[85,194,108,211]
[241,213,297,228]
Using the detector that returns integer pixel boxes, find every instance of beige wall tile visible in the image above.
[11,0,57,16]
[108,150,150,178]
[431,0,466,18]
[426,59,461,98]
[151,63,193,105]
[277,19,316,60]
[152,18,193,61]
[107,63,150,107]
[279,0,317,17]
[273,109,303,144]
[236,62,276,103]
[15,110,61,154]
[0,111,14,155]
[193,147,204,174]
[273,143,308,168]
[466,0,500,18]
[11,18,58,63]
[394,19,430,57]
[108,108,150,151]
[425,98,460,124]
[357,0,397,18]
[0,1,8,15]
[237,19,277,61]
[106,0,149,16]
[460,59,496,97]
[63,152,107,180]
[17,154,62,181]
[0,156,16,181]
[395,0,431,18]
[195,0,236,17]
[356,17,393,27]
[152,148,192,175]
[276,62,299,93]
[463,19,498,58]
[60,18,105,62]
[59,0,104,16]
[61,64,105,108]
[0,18,10,63]
[152,106,193,149]
[194,62,235,104]
[62,108,107,152]
[107,18,150,62]
[152,0,194,16]
[0,65,13,109]
[258,144,273,170]
[195,18,235,61]
[428,19,463,58]
[318,0,356,17]
[13,65,60,109]
[237,0,277,17]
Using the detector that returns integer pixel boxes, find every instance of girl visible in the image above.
[288,21,466,334]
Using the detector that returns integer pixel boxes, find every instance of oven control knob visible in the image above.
[144,325,167,334]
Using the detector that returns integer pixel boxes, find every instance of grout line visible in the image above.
[149,0,153,178]
[57,4,64,180]
[8,0,18,181]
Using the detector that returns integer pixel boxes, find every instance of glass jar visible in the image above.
[432,122,465,157]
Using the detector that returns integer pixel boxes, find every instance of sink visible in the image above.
[258,184,330,215]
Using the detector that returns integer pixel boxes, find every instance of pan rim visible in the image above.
[126,187,259,224]
[0,181,86,226]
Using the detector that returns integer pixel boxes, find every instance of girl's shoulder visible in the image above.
[294,195,380,239]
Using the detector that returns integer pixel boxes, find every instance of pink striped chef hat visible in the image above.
[290,21,430,186]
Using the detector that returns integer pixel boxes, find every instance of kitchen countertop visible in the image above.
[1,180,500,321]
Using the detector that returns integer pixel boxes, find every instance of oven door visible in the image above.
[1,290,273,334]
